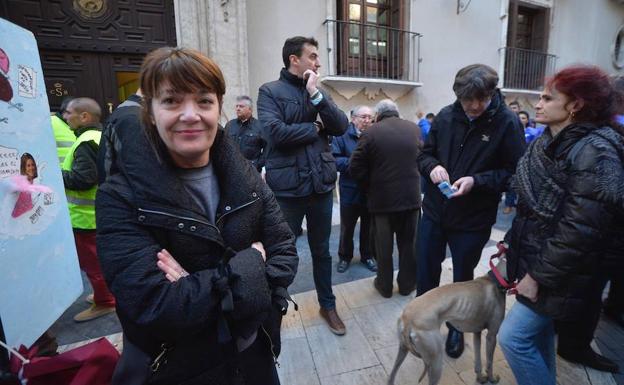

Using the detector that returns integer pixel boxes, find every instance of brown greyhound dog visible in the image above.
[388,257,509,385]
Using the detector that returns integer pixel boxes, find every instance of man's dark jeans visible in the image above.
[416,214,491,296]
[276,192,336,309]
[338,203,372,263]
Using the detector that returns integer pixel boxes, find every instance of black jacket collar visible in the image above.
[451,89,504,123]
[279,68,306,88]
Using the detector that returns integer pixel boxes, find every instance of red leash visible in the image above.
[489,242,518,295]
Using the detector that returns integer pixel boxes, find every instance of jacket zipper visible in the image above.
[261,325,280,368]
[137,207,220,233]
[216,197,260,227]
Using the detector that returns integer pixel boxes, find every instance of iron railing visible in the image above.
[501,47,557,90]
[324,19,422,82]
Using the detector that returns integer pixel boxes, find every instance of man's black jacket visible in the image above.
[257,68,348,198]
[418,90,525,230]
[224,116,266,171]
[62,125,101,191]
[349,111,422,214]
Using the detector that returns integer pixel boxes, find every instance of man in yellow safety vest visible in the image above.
[50,98,76,167]
[62,97,116,322]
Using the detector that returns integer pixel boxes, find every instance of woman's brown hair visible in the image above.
[139,47,226,157]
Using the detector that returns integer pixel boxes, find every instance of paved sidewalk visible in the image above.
[275,233,621,385]
[60,230,622,385]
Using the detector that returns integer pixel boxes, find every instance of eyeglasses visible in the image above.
[354,114,373,120]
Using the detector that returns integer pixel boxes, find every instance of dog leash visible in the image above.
[489,242,518,295]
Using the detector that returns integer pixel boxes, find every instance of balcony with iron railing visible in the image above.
[322,19,422,99]
[500,47,557,91]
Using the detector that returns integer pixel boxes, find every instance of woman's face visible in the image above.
[150,82,220,168]
[24,159,36,181]
[534,87,572,127]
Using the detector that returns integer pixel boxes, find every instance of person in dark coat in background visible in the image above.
[96,47,298,385]
[224,95,266,172]
[97,89,143,184]
[498,65,624,385]
[257,36,349,335]
[416,64,525,359]
[333,105,377,274]
[350,99,422,298]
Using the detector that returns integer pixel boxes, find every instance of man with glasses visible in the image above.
[333,106,377,273]
[416,64,525,358]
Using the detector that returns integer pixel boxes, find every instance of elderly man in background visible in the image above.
[225,95,267,172]
[349,99,422,298]
[333,105,377,274]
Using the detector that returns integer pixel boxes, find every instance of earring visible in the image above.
[570,111,575,118]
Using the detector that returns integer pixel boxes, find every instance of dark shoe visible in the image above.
[445,323,464,358]
[399,285,416,296]
[604,305,624,328]
[373,278,392,298]
[319,308,346,335]
[558,348,619,373]
[337,259,350,273]
[362,258,377,272]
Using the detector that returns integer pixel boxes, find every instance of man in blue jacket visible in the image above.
[257,36,349,335]
[333,106,377,273]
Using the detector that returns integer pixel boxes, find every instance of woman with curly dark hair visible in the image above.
[498,65,624,385]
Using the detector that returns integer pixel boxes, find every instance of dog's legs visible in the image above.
[473,332,488,383]
[485,330,500,383]
[388,344,408,385]
[426,353,443,385]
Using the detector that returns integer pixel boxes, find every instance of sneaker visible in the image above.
[85,293,94,304]
[319,308,346,335]
[337,259,350,273]
[73,304,116,322]
[362,258,377,272]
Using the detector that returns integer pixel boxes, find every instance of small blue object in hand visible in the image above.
[437,181,457,199]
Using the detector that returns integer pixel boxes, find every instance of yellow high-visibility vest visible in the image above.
[51,115,76,167]
[61,129,101,230]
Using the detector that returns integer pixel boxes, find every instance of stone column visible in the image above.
[173,0,249,123]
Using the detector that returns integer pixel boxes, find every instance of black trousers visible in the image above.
[556,272,609,353]
[605,273,624,312]
[338,203,372,262]
[370,209,420,294]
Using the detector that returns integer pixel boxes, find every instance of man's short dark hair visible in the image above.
[508,101,520,107]
[452,64,499,100]
[282,36,319,69]
[425,113,435,119]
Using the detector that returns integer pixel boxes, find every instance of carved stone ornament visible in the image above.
[73,0,108,19]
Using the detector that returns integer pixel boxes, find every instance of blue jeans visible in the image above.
[499,301,556,385]
[276,192,335,309]
[416,214,491,295]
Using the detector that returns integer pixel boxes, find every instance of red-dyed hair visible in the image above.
[546,65,621,126]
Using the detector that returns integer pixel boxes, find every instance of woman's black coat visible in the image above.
[96,129,298,382]
[506,124,624,321]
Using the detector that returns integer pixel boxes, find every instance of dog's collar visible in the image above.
[487,271,509,294]
[489,242,517,295]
